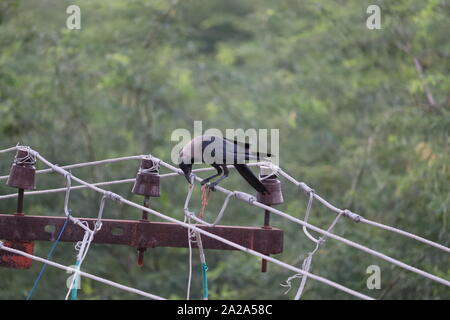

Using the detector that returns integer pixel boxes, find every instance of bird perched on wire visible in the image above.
[178,135,271,194]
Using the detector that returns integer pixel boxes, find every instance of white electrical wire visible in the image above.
[0,146,19,154]
[0,241,165,300]
[155,158,450,288]
[0,166,246,200]
[0,155,144,181]
[31,148,374,300]
[275,167,450,253]
[1,146,448,299]
[34,149,450,289]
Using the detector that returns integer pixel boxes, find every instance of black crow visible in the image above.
[178,135,271,194]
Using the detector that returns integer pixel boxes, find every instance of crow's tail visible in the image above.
[233,164,269,194]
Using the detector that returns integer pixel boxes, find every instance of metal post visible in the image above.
[257,165,284,273]
[16,188,24,214]
[137,196,150,267]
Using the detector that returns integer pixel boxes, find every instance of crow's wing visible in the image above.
[222,137,271,161]
[197,136,271,164]
[223,137,251,150]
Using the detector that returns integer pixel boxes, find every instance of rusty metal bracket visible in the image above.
[0,240,34,269]
[0,214,283,255]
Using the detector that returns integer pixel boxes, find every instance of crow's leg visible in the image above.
[208,164,229,189]
[201,164,223,185]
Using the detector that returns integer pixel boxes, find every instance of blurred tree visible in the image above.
[0,0,448,299]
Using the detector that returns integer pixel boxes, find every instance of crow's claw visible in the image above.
[206,182,216,191]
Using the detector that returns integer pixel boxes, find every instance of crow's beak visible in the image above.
[179,163,193,184]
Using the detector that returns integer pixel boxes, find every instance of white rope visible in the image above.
[0,167,249,200]
[274,167,450,253]
[183,179,202,224]
[195,230,208,300]
[182,180,209,300]
[259,162,281,181]
[282,184,343,300]
[285,212,343,300]
[64,193,109,300]
[253,199,450,287]
[0,163,264,200]
[52,168,113,300]
[0,241,165,300]
[360,218,450,251]
[65,225,92,300]
[139,155,161,174]
[2,146,448,298]
[0,178,134,199]
[186,219,194,300]
[183,182,195,300]
[0,146,19,154]
[211,192,235,226]
[30,148,373,300]
[302,190,321,244]
[65,229,93,300]
[62,173,92,234]
[295,249,315,299]
[0,155,144,181]
[124,196,374,299]
[162,162,450,288]
[182,177,235,227]
[13,146,37,165]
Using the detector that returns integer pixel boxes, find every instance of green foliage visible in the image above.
[0,0,449,299]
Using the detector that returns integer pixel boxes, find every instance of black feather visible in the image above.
[223,137,251,150]
[233,164,269,194]
[255,152,272,158]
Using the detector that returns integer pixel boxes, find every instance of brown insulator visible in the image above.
[256,170,284,206]
[7,149,36,191]
[132,158,160,197]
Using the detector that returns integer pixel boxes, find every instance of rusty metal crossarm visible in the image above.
[0,214,283,254]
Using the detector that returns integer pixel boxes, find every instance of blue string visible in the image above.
[26,218,70,300]
[201,263,209,300]
[70,260,81,300]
